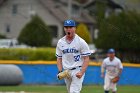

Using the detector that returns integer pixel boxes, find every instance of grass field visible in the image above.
[0,85,140,93]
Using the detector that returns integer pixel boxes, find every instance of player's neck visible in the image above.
[109,57,115,61]
[66,34,75,43]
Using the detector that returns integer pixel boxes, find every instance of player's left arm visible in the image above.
[81,56,89,74]
[118,59,123,76]
[76,56,89,79]
[76,39,91,78]
[118,69,122,76]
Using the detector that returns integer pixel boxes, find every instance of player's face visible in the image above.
[64,26,76,38]
[107,53,115,59]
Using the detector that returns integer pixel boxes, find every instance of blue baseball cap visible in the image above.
[108,48,115,53]
[64,19,76,27]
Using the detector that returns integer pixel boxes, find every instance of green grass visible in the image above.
[0,85,140,93]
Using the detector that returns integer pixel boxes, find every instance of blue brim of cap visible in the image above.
[64,25,76,27]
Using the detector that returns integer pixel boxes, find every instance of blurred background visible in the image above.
[0,0,140,92]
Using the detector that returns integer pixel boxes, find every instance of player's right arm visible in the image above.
[57,58,62,72]
[56,41,63,72]
[101,60,106,78]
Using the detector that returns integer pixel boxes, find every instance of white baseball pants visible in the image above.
[64,67,85,93]
[104,74,117,92]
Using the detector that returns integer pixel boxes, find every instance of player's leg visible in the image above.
[104,74,111,93]
[70,68,85,93]
[65,77,72,93]
[110,82,117,93]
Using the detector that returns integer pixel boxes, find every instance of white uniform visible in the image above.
[101,57,123,91]
[56,34,91,93]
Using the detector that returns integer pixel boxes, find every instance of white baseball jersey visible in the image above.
[102,57,123,76]
[56,34,91,69]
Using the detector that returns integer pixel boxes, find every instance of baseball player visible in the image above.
[56,19,91,93]
[101,48,123,93]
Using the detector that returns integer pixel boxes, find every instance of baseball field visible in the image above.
[0,85,140,93]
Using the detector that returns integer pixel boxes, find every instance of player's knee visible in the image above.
[112,88,117,92]
[70,87,81,93]
[70,88,80,93]
[104,85,110,91]
[111,87,117,92]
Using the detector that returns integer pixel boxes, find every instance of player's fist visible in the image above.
[76,71,83,79]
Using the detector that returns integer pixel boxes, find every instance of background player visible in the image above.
[101,48,123,93]
[56,19,91,93]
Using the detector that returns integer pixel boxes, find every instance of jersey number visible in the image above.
[74,55,80,62]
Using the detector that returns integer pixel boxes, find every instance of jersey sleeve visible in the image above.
[80,39,91,56]
[56,42,62,58]
[101,60,106,69]
[118,59,123,69]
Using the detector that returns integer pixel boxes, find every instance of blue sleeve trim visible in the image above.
[56,54,62,58]
[81,53,91,56]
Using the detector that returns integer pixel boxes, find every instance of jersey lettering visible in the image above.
[62,48,79,54]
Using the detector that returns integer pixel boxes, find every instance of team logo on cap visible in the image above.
[64,20,76,26]
[66,20,71,24]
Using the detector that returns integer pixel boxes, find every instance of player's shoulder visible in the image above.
[76,34,87,44]
[57,36,65,44]
[114,57,121,62]
[103,57,109,63]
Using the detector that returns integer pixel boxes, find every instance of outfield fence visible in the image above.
[0,60,140,85]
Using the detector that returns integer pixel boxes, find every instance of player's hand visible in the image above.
[101,73,104,78]
[76,71,83,79]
